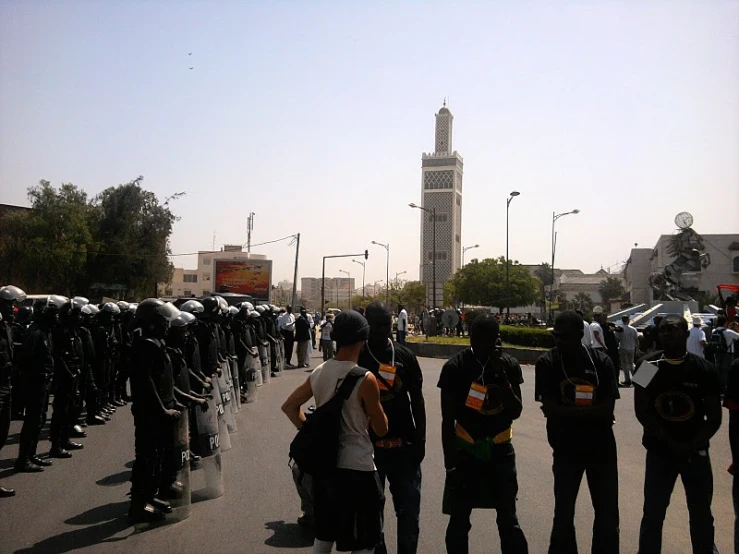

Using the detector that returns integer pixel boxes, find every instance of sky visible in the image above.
[1,1,738,289]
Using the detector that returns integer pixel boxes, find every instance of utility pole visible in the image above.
[247,212,255,253]
[291,233,300,307]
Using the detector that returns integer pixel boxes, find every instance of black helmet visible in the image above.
[201,296,220,316]
[42,295,67,313]
[171,311,196,328]
[71,296,89,312]
[82,304,100,316]
[117,301,130,312]
[16,306,34,325]
[135,299,181,325]
[180,300,204,314]
[100,302,121,315]
[0,285,27,303]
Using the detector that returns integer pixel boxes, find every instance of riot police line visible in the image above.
[0,284,287,524]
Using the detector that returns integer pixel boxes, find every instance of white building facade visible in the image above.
[420,103,463,307]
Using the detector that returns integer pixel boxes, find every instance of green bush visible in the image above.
[498,325,554,349]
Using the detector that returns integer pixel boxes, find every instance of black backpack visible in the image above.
[289,372,361,477]
[706,328,728,366]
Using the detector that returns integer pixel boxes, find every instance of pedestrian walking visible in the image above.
[438,314,528,554]
[536,311,620,554]
[616,315,639,386]
[279,306,297,368]
[396,304,408,345]
[282,309,388,554]
[687,316,707,358]
[359,302,426,554]
[320,314,335,361]
[634,314,722,554]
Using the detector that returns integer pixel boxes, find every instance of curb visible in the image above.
[406,341,543,365]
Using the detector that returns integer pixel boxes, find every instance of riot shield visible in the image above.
[258,344,271,384]
[217,362,237,434]
[211,378,232,452]
[192,394,224,500]
[279,339,286,372]
[250,353,263,386]
[244,362,258,403]
[230,358,241,410]
[167,413,192,521]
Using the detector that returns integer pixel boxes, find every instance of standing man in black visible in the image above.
[15,295,66,473]
[535,310,620,554]
[438,314,528,554]
[279,305,296,368]
[49,300,87,458]
[128,299,184,523]
[295,307,312,369]
[359,302,426,554]
[635,314,722,553]
[0,284,27,496]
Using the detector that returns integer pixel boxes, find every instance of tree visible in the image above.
[389,280,427,313]
[447,257,539,312]
[598,276,626,305]
[572,292,595,315]
[533,262,553,308]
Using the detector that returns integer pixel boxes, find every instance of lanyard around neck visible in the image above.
[367,338,395,367]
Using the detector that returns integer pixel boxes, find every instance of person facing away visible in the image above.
[575,309,592,348]
[535,311,620,554]
[634,314,722,554]
[278,305,297,368]
[709,315,739,392]
[396,304,408,345]
[281,309,388,554]
[358,302,426,554]
[320,314,335,361]
[438,314,528,554]
[295,307,313,369]
[615,315,640,387]
[687,316,707,359]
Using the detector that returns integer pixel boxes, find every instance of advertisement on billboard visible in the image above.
[214,260,272,300]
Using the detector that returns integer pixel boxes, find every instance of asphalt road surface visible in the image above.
[0,352,734,553]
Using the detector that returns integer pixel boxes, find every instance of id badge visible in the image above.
[575,384,594,406]
[378,364,396,391]
[465,382,487,411]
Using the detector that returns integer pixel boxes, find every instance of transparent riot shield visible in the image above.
[167,413,192,521]
[279,340,286,372]
[218,362,237,434]
[211,378,232,452]
[258,344,271,384]
[251,353,263,386]
[192,394,224,500]
[245,361,258,403]
[229,358,241,411]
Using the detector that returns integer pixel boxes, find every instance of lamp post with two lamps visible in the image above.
[352,259,366,300]
[462,244,479,267]
[409,203,436,308]
[550,209,580,322]
[371,241,390,305]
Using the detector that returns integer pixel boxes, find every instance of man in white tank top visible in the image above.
[282,310,388,554]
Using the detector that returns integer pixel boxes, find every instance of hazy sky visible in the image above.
[2,2,737,287]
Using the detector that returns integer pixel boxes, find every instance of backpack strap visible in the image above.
[336,371,363,400]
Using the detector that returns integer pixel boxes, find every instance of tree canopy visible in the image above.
[446,257,540,311]
[598,276,626,305]
[0,177,179,299]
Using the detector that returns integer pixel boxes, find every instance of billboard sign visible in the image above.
[214,260,272,301]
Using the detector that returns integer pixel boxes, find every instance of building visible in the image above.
[419,102,463,307]
[301,277,355,309]
[158,245,270,299]
[624,233,739,305]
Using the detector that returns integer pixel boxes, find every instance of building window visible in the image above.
[203,290,209,296]
[428,213,448,223]
[427,251,448,261]
[203,273,211,281]
[184,290,192,297]
[203,258,211,265]
[734,256,739,273]
[165,289,173,297]
[183,274,198,283]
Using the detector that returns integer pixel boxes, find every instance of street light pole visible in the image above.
[506,191,520,318]
[352,259,366,300]
[550,209,580,322]
[394,270,407,286]
[371,241,390,305]
[462,244,480,267]
[409,203,437,308]
[321,250,369,315]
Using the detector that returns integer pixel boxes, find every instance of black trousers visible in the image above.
[549,457,620,554]
[50,373,76,448]
[281,330,295,364]
[0,384,11,451]
[11,368,24,418]
[17,374,51,463]
[130,413,167,506]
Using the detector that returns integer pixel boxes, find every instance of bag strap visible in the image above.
[336,371,362,401]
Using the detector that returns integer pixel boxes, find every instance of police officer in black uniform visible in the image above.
[91,302,119,420]
[128,298,183,523]
[79,304,105,426]
[10,305,33,421]
[192,297,221,379]
[15,295,66,473]
[115,301,133,405]
[0,284,27,496]
[49,298,87,458]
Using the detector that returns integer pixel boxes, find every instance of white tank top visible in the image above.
[309,359,375,471]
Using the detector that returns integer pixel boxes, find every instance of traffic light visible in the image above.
[364,249,368,260]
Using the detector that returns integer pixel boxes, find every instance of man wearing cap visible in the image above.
[687,316,707,358]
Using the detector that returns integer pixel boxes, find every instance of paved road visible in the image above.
[0,353,734,553]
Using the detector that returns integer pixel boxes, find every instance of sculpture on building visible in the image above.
[648,212,711,301]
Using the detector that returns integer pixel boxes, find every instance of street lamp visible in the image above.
[462,244,479,267]
[409,203,436,308]
[321,249,369,315]
[371,241,390,305]
[550,209,580,322]
[395,271,407,285]
[506,191,520,318]
[339,269,350,310]
[352,259,366,300]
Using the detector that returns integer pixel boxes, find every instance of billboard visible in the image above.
[214,260,272,301]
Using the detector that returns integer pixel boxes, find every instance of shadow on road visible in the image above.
[264,520,314,549]
[14,501,132,554]
[96,470,131,487]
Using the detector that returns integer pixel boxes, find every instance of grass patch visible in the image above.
[407,335,548,351]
